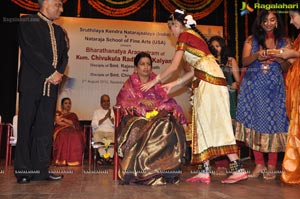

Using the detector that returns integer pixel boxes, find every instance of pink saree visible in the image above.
[116,72,187,124]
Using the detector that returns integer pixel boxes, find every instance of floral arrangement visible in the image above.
[103,151,111,159]
[102,138,112,160]
[145,109,159,119]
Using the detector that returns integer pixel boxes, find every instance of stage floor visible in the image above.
[0,158,299,199]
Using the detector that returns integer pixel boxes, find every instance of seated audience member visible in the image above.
[116,52,187,185]
[91,94,115,163]
[53,97,86,166]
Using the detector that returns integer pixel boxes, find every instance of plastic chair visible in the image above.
[84,124,116,171]
[83,124,104,170]
[113,105,122,180]
[5,115,18,166]
[0,122,3,165]
[83,125,93,169]
[10,115,18,146]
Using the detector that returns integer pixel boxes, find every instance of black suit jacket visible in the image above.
[18,14,69,98]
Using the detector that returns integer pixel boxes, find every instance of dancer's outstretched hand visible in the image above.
[141,79,157,92]
[162,81,177,94]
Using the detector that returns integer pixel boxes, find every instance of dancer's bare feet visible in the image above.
[186,173,211,184]
[221,169,248,184]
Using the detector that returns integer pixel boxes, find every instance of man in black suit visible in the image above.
[15,0,68,184]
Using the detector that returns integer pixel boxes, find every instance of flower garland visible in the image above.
[88,0,149,17]
[244,0,249,39]
[77,0,81,17]
[11,0,68,11]
[224,0,228,45]
[160,0,222,20]
[11,0,39,11]
[12,0,221,21]
[145,109,159,119]
[102,138,112,159]
[235,0,239,62]
[153,0,156,21]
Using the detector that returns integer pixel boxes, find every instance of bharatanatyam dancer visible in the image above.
[141,10,248,184]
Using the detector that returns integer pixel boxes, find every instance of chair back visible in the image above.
[10,115,18,145]
[113,105,122,180]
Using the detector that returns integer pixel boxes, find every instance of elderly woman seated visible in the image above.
[116,52,187,185]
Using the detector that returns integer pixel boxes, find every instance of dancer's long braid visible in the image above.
[190,25,218,58]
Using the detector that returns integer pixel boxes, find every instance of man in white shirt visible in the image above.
[91,94,115,162]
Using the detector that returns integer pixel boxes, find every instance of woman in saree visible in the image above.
[273,5,300,184]
[53,97,86,166]
[116,52,187,185]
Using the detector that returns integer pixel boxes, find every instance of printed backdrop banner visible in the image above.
[18,16,222,121]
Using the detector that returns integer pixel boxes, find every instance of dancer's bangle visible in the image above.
[176,78,183,85]
[155,74,161,83]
